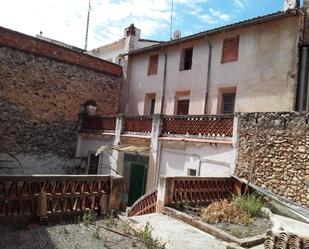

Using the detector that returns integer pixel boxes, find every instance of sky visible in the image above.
[0,0,304,50]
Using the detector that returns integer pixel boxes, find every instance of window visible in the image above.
[87,152,99,174]
[144,93,156,115]
[117,57,123,65]
[180,47,193,71]
[177,100,189,115]
[221,36,239,63]
[187,169,197,176]
[175,91,190,115]
[148,54,159,75]
[221,92,236,114]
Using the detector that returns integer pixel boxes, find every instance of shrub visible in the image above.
[201,199,252,225]
[82,210,97,226]
[232,194,264,217]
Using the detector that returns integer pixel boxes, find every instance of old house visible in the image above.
[76,0,307,207]
[0,26,122,175]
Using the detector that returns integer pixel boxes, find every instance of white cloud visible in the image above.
[233,0,247,9]
[209,8,231,21]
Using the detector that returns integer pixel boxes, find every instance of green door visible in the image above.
[128,163,147,206]
[123,154,149,206]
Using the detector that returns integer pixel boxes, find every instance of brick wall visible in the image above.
[235,112,309,208]
[0,36,122,174]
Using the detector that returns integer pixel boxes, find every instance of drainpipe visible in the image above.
[298,46,309,111]
[160,50,168,114]
[204,36,212,114]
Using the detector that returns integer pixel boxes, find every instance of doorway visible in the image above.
[123,154,149,206]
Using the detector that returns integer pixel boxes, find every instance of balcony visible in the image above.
[81,114,234,143]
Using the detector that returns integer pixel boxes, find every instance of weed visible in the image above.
[82,210,97,226]
[92,226,101,240]
[122,220,130,234]
[232,194,264,217]
[183,199,189,211]
[137,222,165,249]
[231,226,242,238]
[103,211,116,227]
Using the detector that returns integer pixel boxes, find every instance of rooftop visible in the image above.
[126,10,300,56]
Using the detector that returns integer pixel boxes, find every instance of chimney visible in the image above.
[284,0,300,11]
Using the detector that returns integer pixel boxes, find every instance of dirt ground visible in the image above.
[0,217,148,249]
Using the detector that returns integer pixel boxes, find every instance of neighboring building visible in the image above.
[88,24,163,66]
[0,26,122,175]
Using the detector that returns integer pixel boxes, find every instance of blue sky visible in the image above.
[0,0,304,49]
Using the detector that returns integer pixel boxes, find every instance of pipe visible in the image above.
[160,50,168,114]
[204,36,212,114]
[298,46,309,111]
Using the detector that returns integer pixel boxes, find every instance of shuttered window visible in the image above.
[177,99,190,115]
[221,36,239,63]
[148,54,159,75]
[222,93,236,114]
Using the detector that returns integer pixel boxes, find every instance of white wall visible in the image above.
[159,142,234,177]
[76,136,114,174]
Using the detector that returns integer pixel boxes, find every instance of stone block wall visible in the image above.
[0,32,122,174]
[235,112,309,208]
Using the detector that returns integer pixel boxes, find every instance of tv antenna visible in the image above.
[84,0,91,50]
[169,0,174,40]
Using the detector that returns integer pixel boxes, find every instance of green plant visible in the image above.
[103,211,116,227]
[231,226,242,238]
[92,226,101,240]
[82,210,97,226]
[137,222,165,249]
[183,199,189,211]
[232,194,264,217]
[122,220,130,234]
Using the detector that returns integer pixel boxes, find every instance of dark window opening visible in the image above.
[148,54,159,75]
[150,98,155,115]
[177,99,190,115]
[188,169,197,176]
[180,47,193,71]
[88,153,99,174]
[222,93,236,114]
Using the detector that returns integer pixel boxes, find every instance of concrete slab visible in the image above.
[130,213,227,249]
[271,214,309,237]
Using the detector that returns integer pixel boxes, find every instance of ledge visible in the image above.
[159,136,233,144]
[121,133,151,139]
[163,207,266,248]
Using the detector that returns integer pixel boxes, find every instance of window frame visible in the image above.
[179,47,193,71]
[217,87,236,114]
[147,54,159,75]
[221,36,239,64]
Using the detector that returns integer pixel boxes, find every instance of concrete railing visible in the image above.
[0,175,124,221]
[82,114,234,138]
[127,176,237,217]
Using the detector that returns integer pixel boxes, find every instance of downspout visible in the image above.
[298,46,309,111]
[160,50,168,114]
[204,36,212,114]
[155,50,167,185]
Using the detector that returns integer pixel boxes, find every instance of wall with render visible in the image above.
[127,14,300,115]
[0,27,122,175]
[159,140,235,177]
[235,112,309,208]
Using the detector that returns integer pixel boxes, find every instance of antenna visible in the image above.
[84,0,91,50]
[169,0,174,40]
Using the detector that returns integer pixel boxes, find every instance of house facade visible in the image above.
[76,4,307,207]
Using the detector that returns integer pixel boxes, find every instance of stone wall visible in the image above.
[0,45,122,174]
[235,112,309,208]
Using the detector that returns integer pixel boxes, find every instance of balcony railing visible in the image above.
[123,116,152,134]
[81,114,234,138]
[162,115,233,137]
[82,116,116,131]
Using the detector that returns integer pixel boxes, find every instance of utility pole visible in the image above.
[84,0,91,50]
